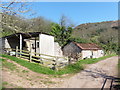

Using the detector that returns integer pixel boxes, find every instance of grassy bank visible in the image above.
[1,54,116,75]
[118,59,120,78]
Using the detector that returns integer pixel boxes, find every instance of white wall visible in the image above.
[92,51,98,58]
[39,34,54,58]
[5,38,11,49]
[54,42,63,57]
[82,50,104,59]
[82,50,92,59]
[97,50,104,58]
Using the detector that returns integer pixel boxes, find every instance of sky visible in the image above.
[1,2,118,26]
[25,2,118,26]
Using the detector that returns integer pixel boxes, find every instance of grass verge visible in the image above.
[118,59,120,78]
[1,54,116,75]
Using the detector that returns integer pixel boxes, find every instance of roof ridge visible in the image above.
[72,42,102,50]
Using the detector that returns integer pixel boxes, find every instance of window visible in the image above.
[37,42,39,48]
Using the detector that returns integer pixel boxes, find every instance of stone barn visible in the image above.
[0,32,63,57]
[63,42,104,59]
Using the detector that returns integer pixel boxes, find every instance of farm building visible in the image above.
[0,32,63,57]
[63,42,104,59]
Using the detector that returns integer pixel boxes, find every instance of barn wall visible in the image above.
[82,50,104,59]
[82,50,92,59]
[97,50,104,57]
[39,34,54,57]
[92,50,98,58]
[63,42,81,57]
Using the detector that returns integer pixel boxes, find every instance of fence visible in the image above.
[4,47,68,70]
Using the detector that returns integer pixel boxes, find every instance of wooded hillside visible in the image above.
[72,21,118,53]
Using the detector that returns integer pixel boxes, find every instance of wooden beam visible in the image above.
[20,34,22,57]
[39,34,41,55]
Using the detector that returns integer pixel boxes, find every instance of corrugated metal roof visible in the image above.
[73,42,102,50]
[2,32,52,39]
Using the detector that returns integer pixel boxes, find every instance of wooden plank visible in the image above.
[32,55,54,61]
[17,49,30,53]
[32,58,41,62]
[21,56,29,59]
[32,55,41,58]
[20,53,29,56]
[39,57,54,61]
[31,51,66,59]
[43,60,54,64]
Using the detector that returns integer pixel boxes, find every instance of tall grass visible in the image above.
[1,54,116,75]
[118,59,120,78]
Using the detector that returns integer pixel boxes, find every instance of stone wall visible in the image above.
[54,42,63,57]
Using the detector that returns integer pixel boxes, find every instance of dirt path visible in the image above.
[2,57,63,88]
[58,56,118,88]
[2,56,118,88]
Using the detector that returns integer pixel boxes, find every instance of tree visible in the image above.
[68,37,90,43]
[29,17,53,33]
[50,15,74,46]
[50,23,73,46]
[1,0,34,34]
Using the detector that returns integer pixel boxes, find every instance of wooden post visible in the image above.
[39,34,41,54]
[66,56,69,65]
[16,46,18,57]
[20,34,22,57]
[29,44,32,62]
[35,37,37,56]
[55,57,58,71]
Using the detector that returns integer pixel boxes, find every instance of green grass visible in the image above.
[0,54,116,75]
[2,82,8,85]
[118,59,120,78]
[0,58,17,71]
[78,54,116,65]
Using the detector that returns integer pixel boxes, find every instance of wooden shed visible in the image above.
[63,42,104,59]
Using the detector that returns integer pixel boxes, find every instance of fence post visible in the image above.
[16,46,18,57]
[55,57,58,71]
[66,56,69,65]
[29,44,32,62]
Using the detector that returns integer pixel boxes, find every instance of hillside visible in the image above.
[71,20,118,53]
[73,20,118,43]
